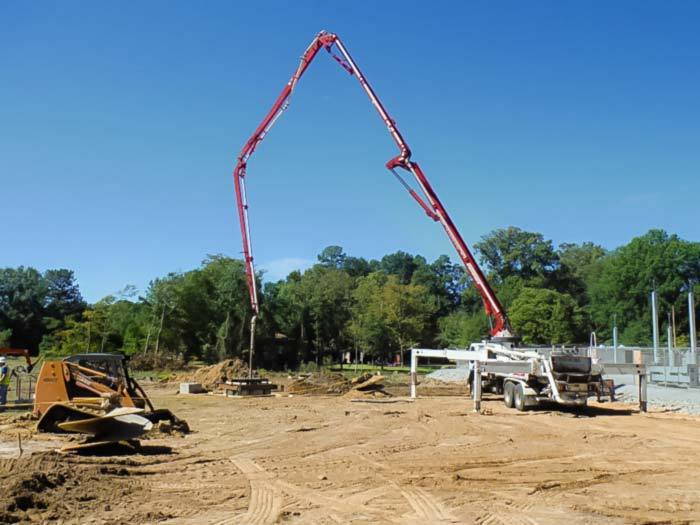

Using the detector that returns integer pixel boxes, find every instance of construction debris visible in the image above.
[220,378,278,397]
[344,374,391,398]
[286,372,391,397]
[287,372,351,395]
[178,359,249,390]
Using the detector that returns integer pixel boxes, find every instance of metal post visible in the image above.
[473,361,482,413]
[613,324,619,363]
[638,371,647,412]
[410,350,417,399]
[690,289,697,365]
[651,290,660,364]
[248,315,256,379]
[667,324,673,368]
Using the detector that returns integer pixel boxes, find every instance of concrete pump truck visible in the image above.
[232,30,618,411]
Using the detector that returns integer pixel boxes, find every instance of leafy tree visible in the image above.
[43,269,85,321]
[342,256,377,278]
[349,273,391,362]
[349,273,435,364]
[379,251,422,284]
[0,328,12,347]
[300,266,354,365]
[509,288,584,344]
[589,230,700,343]
[411,255,465,316]
[438,311,489,347]
[474,227,559,283]
[558,242,607,283]
[47,315,91,356]
[0,267,47,351]
[317,245,347,268]
[382,277,437,364]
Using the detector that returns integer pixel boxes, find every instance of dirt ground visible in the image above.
[2,379,700,524]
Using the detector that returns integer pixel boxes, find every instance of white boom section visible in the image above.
[409,347,533,398]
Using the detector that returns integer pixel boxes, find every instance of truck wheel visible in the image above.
[513,383,527,412]
[503,382,514,408]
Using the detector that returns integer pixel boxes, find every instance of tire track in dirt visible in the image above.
[227,455,283,525]
[350,452,459,523]
[231,454,407,523]
[476,508,539,525]
[401,486,457,523]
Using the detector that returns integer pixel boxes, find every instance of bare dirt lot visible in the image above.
[2,381,700,524]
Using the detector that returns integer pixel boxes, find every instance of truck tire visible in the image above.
[513,383,526,412]
[503,382,515,408]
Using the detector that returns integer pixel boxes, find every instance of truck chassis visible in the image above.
[410,345,647,412]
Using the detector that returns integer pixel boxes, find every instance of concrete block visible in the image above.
[179,382,205,394]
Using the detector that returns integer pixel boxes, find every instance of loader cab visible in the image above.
[63,353,142,405]
[65,353,129,382]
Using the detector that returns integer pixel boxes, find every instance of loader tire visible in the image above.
[503,382,515,408]
[513,383,526,412]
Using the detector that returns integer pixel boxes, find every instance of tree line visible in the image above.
[1,227,698,367]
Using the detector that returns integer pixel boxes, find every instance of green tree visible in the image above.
[0,267,47,351]
[509,288,584,344]
[558,242,607,283]
[589,230,700,344]
[349,273,391,362]
[349,273,435,364]
[0,328,12,347]
[43,269,85,321]
[317,245,347,268]
[379,251,422,284]
[411,255,465,316]
[474,227,559,283]
[438,311,489,347]
[300,266,354,365]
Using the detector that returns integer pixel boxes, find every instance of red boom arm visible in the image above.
[232,30,512,338]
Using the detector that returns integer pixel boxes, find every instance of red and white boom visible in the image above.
[232,30,513,339]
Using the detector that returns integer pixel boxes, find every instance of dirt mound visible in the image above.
[178,359,250,390]
[0,452,137,524]
[287,372,351,395]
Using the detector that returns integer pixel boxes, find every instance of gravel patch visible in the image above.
[426,367,469,382]
[608,374,700,415]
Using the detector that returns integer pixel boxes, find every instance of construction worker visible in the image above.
[0,356,9,411]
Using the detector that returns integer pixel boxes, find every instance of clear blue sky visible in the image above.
[2,1,698,302]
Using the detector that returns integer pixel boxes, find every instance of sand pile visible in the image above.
[178,359,250,390]
[287,373,351,395]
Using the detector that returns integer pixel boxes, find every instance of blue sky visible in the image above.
[2,1,698,302]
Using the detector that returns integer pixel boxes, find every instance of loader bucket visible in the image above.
[143,408,190,434]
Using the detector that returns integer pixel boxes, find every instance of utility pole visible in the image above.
[651,290,660,364]
[667,315,673,367]
[672,305,677,348]
[690,286,697,365]
[612,315,618,363]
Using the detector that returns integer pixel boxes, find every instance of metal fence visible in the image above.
[1,358,36,410]
[587,346,698,366]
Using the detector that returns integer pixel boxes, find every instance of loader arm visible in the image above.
[232,30,512,338]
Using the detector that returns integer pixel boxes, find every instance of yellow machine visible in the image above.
[33,353,186,433]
